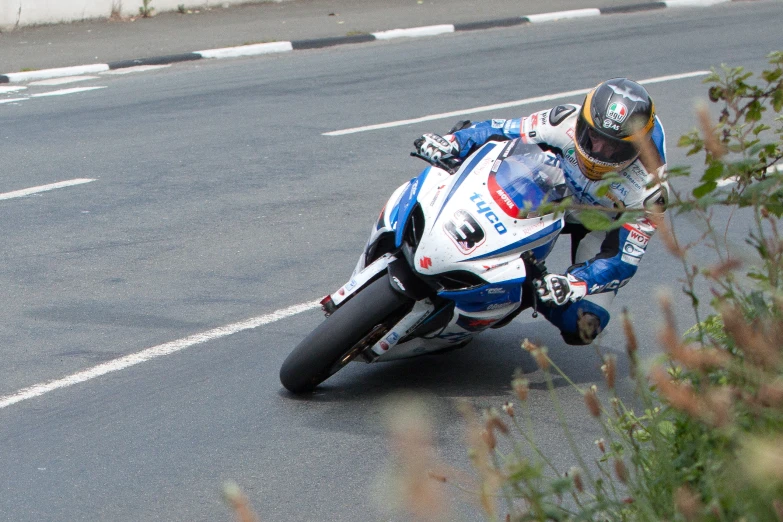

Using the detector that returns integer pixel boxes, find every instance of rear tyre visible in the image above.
[279,276,412,394]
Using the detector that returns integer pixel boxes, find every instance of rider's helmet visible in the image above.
[574,78,655,180]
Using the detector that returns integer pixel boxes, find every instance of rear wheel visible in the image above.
[279,276,412,394]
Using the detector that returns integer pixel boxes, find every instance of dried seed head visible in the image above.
[705,258,742,280]
[595,438,606,454]
[614,458,629,484]
[522,339,550,370]
[481,428,497,450]
[569,467,585,493]
[611,397,622,417]
[502,402,515,418]
[721,304,780,368]
[602,355,617,389]
[674,485,703,521]
[759,382,783,407]
[485,408,509,436]
[697,103,727,159]
[650,366,703,419]
[703,387,732,427]
[521,338,539,352]
[656,215,685,258]
[222,481,261,522]
[584,385,601,418]
[622,308,638,357]
[532,347,550,370]
[512,378,529,402]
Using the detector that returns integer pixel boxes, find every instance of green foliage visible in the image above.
[139,0,154,17]
[454,51,783,521]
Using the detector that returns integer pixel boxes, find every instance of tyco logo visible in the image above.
[470,193,507,235]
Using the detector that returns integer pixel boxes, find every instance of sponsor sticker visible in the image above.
[623,243,645,257]
[624,224,650,247]
[444,210,485,254]
[622,253,642,266]
[491,119,506,128]
[607,102,628,123]
[456,315,496,332]
[470,192,508,234]
[549,105,576,126]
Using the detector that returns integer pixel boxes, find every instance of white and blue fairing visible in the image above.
[347,139,568,360]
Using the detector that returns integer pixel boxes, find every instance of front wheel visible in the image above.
[279,276,412,394]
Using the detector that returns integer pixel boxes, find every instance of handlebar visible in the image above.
[410,152,460,175]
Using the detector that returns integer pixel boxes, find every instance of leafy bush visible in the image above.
[381,52,783,522]
[459,51,783,522]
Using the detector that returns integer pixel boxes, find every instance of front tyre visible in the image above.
[279,276,412,394]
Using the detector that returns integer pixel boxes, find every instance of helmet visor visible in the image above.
[575,115,639,166]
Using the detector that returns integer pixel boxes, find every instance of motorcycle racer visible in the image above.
[414,78,669,345]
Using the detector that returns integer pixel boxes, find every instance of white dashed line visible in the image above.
[29,76,100,86]
[29,86,107,97]
[0,86,26,94]
[0,179,96,200]
[324,70,711,136]
[0,98,27,105]
[0,300,321,409]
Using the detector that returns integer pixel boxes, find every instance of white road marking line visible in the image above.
[0,179,96,200]
[29,86,107,97]
[29,76,99,86]
[0,86,26,94]
[0,300,321,409]
[718,165,782,187]
[101,65,171,75]
[0,98,27,105]
[324,70,711,136]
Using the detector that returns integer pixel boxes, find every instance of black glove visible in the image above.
[534,274,588,306]
[414,133,459,162]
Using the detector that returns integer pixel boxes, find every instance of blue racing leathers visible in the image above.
[450,105,669,344]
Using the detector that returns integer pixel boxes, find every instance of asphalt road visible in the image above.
[0,2,780,520]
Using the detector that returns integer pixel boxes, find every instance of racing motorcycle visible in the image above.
[280,134,572,394]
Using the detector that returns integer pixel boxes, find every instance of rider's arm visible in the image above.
[451,118,522,157]
[568,205,665,295]
[452,104,581,158]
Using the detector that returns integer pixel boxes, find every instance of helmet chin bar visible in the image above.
[575,142,636,181]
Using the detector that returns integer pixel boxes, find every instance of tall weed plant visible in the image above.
[380,52,783,522]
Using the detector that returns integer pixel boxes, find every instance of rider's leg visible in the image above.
[539,228,614,345]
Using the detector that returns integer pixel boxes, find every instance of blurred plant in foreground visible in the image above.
[383,51,783,521]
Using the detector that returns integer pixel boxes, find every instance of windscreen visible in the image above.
[488,142,567,218]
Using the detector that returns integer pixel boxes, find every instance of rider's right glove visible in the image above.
[414,133,459,161]
[535,273,588,306]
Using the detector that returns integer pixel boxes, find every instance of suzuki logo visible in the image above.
[470,192,507,234]
[419,256,433,269]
